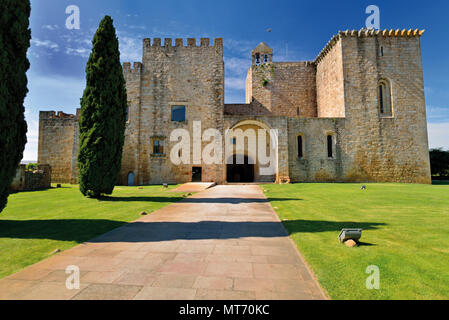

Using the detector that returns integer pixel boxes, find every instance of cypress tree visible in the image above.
[0,1,30,212]
[78,16,127,198]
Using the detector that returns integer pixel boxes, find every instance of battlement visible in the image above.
[39,109,81,121]
[315,28,425,64]
[40,111,76,120]
[142,37,223,49]
[123,62,142,74]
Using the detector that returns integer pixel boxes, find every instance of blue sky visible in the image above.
[23,0,449,160]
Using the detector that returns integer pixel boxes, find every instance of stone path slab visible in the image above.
[0,185,327,300]
[171,182,216,193]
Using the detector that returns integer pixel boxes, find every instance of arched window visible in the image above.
[297,135,304,158]
[327,135,333,158]
[378,79,392,116]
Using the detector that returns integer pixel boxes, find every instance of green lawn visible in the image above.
[0,184,184,279]
[263,183,449,300]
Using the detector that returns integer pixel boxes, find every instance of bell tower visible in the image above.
[251,42,273,65]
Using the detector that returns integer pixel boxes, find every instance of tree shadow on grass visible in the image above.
[97,196,185,203]
[0,219,385,243]
[283,220,385,234]
[432,180,449,185]
[0,219,126,243]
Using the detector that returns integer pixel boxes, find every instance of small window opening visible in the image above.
[171,105,186,122]
[297,136,303,158]
[327,135,333,158]
[153,140,164,155]
[379,84,384,114]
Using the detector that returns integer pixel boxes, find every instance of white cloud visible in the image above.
[427,105,449,123]
[117,35,142,62]
[31,38,59,51]
[23,115,39,161]
[224,56,250,76]
[226,77,246,91]
[42,24,59,31]
[65,47,90,58]
[428,122,449,150]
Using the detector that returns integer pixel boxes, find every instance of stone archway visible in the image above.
[225,120,278,183]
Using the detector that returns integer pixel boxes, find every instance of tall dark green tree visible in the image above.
[0,1,30,212]
[78,16,127,198]
[429,148,449,178]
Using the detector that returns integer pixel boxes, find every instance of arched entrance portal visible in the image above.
[225,120,278,183]
[227,155,255,183]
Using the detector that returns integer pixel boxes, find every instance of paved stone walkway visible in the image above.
[0,185,327,300]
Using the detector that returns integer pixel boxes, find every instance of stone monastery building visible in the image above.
[38,28,432,185]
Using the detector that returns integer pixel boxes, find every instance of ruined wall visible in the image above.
[125,37,225,185]
[38,111,77,183]
[10,164,51,191]
[337,30,431,183]
[316,38,345,118]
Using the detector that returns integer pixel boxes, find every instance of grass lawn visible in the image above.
[0,184,184,280]
[263,183,449,300]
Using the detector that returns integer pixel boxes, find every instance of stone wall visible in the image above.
[245,62,317,118]
[288,118,345,182]
[120,38,225,185]
[38,111,78,183]
[316,39,345,118]
[337,31,431,183]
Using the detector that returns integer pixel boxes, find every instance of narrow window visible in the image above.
[153,140,164,155]
[379,84,384,114]
[126,107,129,122]
[255,53,261,65]
[378,79,392,116]
[327,135,333,158]
[297,135,303,158]
[231,138,237,145]
[171,105,186,122]
[380,46,384,56]
[297,106,301,117]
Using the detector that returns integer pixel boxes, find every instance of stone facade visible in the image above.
[38,29,432,185]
